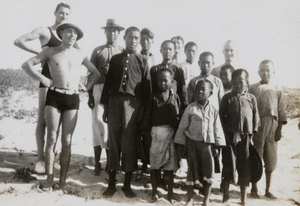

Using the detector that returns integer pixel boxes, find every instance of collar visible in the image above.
[124,49,136,55]
[141,50,152,56]
[199,73,212,79]
[260,81,270,85]
[233,90,247,96]
[197,100,209,109]
[161,61,173,68]
[106,42,118,47]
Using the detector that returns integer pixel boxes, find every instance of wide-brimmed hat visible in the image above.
[101,19,124,31]
[250,144,263,183]
[56,23,84,41]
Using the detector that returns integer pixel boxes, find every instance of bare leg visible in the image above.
[36,88,47,162]
[250,182,259,198]
[203,182,212,206]
[240,186,247,206]
[265,170,276,199]
[59,109,78,189]
[44,106,61,188]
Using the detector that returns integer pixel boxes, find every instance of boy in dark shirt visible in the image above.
[219,69,259,205]
[150,40,188,110]
[144,68,181,203]
[219,64,235,93]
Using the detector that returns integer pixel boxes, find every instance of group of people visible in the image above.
[15,2,287,206]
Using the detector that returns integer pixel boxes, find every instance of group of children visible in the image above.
[141,39,286,206]
[15,5,286,203]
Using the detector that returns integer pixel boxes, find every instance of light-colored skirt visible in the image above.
[150,125,179,171]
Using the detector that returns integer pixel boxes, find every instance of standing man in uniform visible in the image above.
[14,3,72,174]
[88,19,124,175]
[100,27,151,198]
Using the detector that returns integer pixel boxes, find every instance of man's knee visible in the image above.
[61,135,72,147]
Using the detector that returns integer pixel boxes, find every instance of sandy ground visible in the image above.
[0,91,299,206]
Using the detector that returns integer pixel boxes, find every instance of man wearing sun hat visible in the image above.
[22,22,100,190]
[14,2,72,174]
[87,19,124,176]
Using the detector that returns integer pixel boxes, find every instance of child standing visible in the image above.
[219,69,260,205]
[174,79,226,206]
[150,40,188,110]
[144,68,181,203]
[219,64,235,94]
[187,52,224,108]
[249,60,287,199]
[180,41,199,85]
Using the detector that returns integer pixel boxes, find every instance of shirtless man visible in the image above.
[14,3,72,173]
[22,23,100,189]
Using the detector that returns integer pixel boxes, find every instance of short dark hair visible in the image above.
[124,27,140,37]
[231,68,249,83]
[196,79,214,91]
[141,28,154,39]
[160,40,175,49]
[171,36,184,45]
[199,51,214,61]
[184,41,198,52]
[156,68,174,79]
[54,2,71,13]
[220,64,235,74]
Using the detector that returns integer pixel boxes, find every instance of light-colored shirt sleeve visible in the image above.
[174,106,190,145]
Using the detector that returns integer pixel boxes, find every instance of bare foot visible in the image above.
[149,192,159,203]
[265,191,277,199]
[249,191,260,199]
[185,197,194,206]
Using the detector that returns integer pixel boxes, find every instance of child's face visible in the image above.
[161,42,175,61]
[195,82,212,102]
[220,68,232,86]
[185,46,197,63]
[198,55,214,75]
[258,63,274,83]
[140,34,153,51]
[124,30,140,52]
[171,39,183,53]
[232,74,248,94]
[157,71,172,91]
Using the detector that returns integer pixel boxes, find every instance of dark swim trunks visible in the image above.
[45,89,79,112]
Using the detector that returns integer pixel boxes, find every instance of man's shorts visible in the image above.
[45,88,79,112]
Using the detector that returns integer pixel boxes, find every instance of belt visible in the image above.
[49,86,79,95]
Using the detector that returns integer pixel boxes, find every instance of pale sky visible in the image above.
[1,0,300,88]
